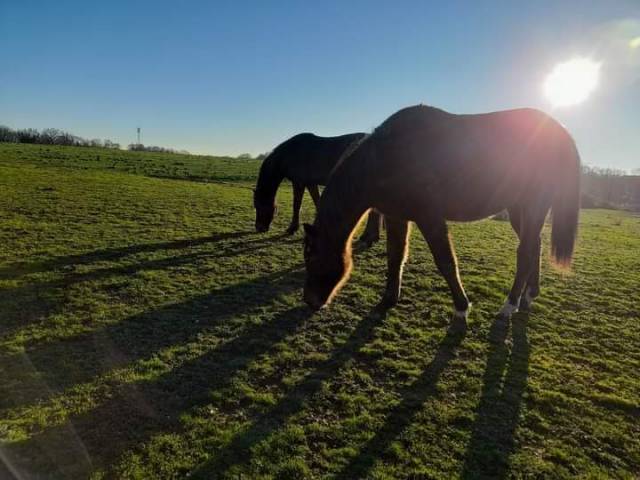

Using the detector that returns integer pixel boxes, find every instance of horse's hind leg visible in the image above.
[507,206,541,312]
[381,217,410,308]
[501,210,546,317]
[417,217,470,320]
[286,183,305,235]
[520,237,541,312]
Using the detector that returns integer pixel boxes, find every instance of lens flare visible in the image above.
[544,58,601,107]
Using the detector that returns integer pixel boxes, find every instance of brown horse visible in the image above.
[253,132,382,244]
[303,105,580,320]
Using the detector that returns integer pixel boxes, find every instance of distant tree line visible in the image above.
[0,124,281,158]
[127,143,190,154]
[582,165,640,211]
[236,152,269,161]
[0,125,192,154]
[0,125,121,149]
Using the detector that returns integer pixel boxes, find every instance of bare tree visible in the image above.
[0,125,17,142]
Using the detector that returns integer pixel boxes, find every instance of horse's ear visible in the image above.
[303,223,316,236]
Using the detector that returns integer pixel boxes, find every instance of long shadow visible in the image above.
[0,233,297,339]
[190,303,393,479]
[336,316,467,479]
[2,277,313,478]
[460,313,530,479]
[0,231,254,281]
[0,265,302,411]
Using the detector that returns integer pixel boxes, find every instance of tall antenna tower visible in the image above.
[136,127,141,145]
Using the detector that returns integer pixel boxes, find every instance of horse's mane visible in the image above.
[318,105,450,250]
[317,133,373,259]
[255,148,283,204]
[329,133,371,178]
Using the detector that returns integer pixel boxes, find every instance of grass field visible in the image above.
[1,143,639,479]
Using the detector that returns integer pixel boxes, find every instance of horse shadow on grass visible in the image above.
[0,257,302,410]
[460,313,530,479]
[189,303,394,478]
[0,231,254,281]
[188,308,465,479]
[334,316,467,479]
[331,312,528,480]
[1,267,313,479]
[0,231,295,339]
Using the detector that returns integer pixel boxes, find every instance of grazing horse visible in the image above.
[303,105,580,320]
[253,132,383,244]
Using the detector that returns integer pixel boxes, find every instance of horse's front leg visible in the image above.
[381,217,410,308]
[500,213,545,317]
[286,183,305,235]
[307,185,320,209]
[417,217,470,320]
[357,210,383,247]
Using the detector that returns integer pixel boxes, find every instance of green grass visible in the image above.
[0,142,260,183]
[0,144,639,479]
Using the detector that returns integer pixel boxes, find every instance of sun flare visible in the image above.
[544,57,601,107]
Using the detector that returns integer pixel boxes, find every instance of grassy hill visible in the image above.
[0,142,261,183]
[0,144,638,479]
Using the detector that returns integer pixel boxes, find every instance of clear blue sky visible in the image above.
[1,1,638,169]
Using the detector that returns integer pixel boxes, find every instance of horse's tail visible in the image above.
[550,138,581,268]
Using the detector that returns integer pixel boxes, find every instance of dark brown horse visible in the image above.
[254,132,382,244]
[303,105,580,320]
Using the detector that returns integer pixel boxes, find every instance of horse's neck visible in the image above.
[256,155,285,202]
[318,175,368,250]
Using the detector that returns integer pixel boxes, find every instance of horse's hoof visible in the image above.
[498,299,519,318]
[378,294,399,309]
[450,305,470,330]
[449,315,468,335]
[285,226,299,235]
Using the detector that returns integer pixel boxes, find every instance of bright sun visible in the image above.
[544,57,601,107]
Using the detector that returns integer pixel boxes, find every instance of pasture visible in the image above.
[1,143,639,479]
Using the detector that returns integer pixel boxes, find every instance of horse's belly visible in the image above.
[374,183,509,223]
[443,191,508,221]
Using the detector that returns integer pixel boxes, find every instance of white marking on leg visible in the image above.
[499,298,519,317]
[524,288,534,306]
[453,303,471,320]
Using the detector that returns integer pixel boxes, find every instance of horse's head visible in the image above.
[303,223,352,310]
[253,189,277,233]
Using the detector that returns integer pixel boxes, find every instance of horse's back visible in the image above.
[357,106,578,221]
[277,132,366,185]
